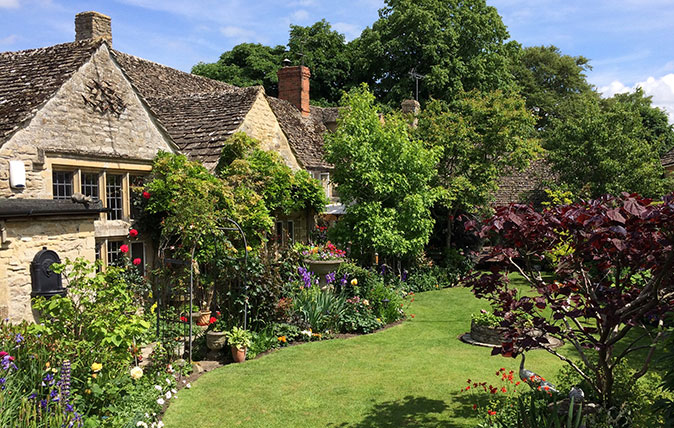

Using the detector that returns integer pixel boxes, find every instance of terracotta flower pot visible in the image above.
[206,331,227,351]
[197,310,211,326]
[231,346,246,363]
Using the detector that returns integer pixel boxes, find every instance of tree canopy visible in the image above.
[324,85,439,262]
[351,0,519,106]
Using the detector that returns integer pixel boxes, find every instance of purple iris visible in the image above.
[325,272,336,284]
[14,333,23,344]
[298,266,313,288]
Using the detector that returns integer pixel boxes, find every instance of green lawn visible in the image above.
[163,287,569,427]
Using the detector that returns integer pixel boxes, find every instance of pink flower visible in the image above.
[142,191,151,199]
[120,244,129,253]
[132,258,142,265]
[129,229,138,237]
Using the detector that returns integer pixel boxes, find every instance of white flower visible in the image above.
[166,378,171,385]
[136,422,148,428]
[165,390,172,399]
[157,422,164,428]
[185,383,191,389]
[300,329,312,336]
[154,385,162,392]
[130,366,143,380]
[157,397,165,405]
[362,299,369,306]
[171,388,177,394]
[145,413,149,418]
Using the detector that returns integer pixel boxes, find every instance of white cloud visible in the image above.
[600,74,674,123]
[289,9,310,23]
[332,22,361,41]
[219,25,266,44]
[0,34,18,45]
[0,0,19,8]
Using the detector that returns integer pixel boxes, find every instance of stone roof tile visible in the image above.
[0,40,102,145]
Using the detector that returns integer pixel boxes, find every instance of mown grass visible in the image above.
[163,286,570,428]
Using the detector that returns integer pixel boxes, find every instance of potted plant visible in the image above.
[197,301,211,326]
[302,241,346,288]
[469,309,507,345]
[205,315,228,351]
[225,326,252,363]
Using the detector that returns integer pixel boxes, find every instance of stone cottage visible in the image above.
[0,11,338,322]
[664,148,674,176]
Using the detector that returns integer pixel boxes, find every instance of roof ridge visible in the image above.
[0,39,103,57]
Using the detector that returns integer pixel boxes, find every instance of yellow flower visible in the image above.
[91,373,97,379]
[130,366,143,380]
[85,389,92,394]
[435,284,439,288]
[45,362,50,369]
[91,362,103,373]
[150,302,157,314]
[351,278,358,286]
[246,246,253,252]
[376,318,382,323]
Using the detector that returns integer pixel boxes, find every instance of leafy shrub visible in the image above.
[364,282,404,324]
[335,262,380,297]
[340,296,382,333]
[293,288,346,333]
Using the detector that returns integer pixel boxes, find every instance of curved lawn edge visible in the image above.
[162,287,567,428]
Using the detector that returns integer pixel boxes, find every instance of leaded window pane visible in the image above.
[52,171,73,200]
[106,174,123,220]
[81,172,99,200]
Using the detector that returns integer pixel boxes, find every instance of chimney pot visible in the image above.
[277,65,311,117]
[75,11,112,45]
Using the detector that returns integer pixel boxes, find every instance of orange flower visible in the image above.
[277,336,287,343]
[487,410,496,416]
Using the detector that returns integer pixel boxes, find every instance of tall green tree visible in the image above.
[324,85,439,262]
[287,20,352,105]
[511,45,597,132]
[547,93,673,198]
[349,0,519,105]
[416,91,540,248]
[192,43,286,95]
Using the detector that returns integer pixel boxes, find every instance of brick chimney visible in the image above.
[75,11,112,45]
[277,60,311,117]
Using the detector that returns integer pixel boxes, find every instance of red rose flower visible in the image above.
[132,258,142,265]
[120,244,129,253]
[209,317,216,324]
[487,410,496,416]
[142,191,151,199]
[180,316,187,322]
[129,229,138,237]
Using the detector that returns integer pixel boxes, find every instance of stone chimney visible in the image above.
[277,60,311,117]
[75,11,112,45]
[401,99,421,127]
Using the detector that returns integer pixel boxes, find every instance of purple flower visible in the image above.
[298,266,313,289]
[325,272,336,284]
[340,274,348,287]
[402,270,408,282]
[14,333,23,344]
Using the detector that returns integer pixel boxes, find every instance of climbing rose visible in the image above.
[130,366,143,380]
[142,191,151,199]
[129,229,138,237]
[120,244,129,253]
[132,258,142,265]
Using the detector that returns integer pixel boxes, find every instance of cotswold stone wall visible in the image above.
[0,43,175,199]
[238,92,302,171]
[0,218,95,322]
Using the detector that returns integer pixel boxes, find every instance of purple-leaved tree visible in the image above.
[465,193,674,406]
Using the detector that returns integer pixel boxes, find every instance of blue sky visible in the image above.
[1,0,673,120]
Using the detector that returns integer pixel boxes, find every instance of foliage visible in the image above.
[350,0,519,105]
[192,43,286,95]
[32,259,150,376]
[471,310,504,328]
[514,394,585,428]
[218,133,327,216]
[466,193,674,408]
[340,296,383,333]
[293,288,346,333]
[324,85,439,262]
[558,358,668,427]
[546,91,673,198]
[225,326,253,350]
[287,20,352,105]
[416,92,539,248]
[510,45,596,132]
[656,314,674,427]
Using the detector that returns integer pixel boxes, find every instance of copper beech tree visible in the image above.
[465,193,674,406]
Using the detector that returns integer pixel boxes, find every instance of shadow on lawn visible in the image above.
[327,395,472,428]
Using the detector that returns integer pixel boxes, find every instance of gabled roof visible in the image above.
[0,40,102,145]
[267,96,332,170]
[663,148,674,168]
[144,89,261,168]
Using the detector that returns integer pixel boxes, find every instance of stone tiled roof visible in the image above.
[0,40,102,145]
[144,89,261,169]
[494,158,553,206]
[663,148,674,168]
[267,96,332,170]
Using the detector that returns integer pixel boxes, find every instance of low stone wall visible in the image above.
[0,217,95,322]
